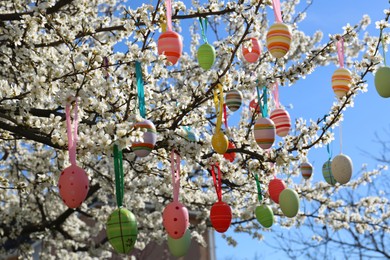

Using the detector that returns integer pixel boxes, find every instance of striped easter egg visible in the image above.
[158,31,183,65]
[300,162,313,180]
[266,23,292,59]
[58,164,89,208]
[197,43,216,70]
[225,89,243,112]
[331,68,352,98]
[268,178,286,204]
[210,201,232,233]
[270,108,291,137]
[106,208,138,254]
[242,38,261,63]
[255,204,274,228]
[253,117,276,150]
[132,120,157,157]
[322,160,337,185]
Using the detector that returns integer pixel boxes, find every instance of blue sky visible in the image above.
[215,1,390,259]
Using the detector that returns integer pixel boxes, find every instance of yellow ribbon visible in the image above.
[213,84,224,133]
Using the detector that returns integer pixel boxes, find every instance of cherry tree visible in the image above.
[0,0,389,258]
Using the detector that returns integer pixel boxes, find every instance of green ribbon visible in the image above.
[254,174,263,202]
[113,144,124,207]
[199,17,208,43]
[135,61,145,118]
[256,85,268,118]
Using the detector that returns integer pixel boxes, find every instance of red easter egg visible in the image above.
[268,178,286,204]
[270,108,291,137]
[210,201,232,233]
[58,164,89,208]
[223,142,236,162]
[242,38,261,63]
[162,201,189,239]
[158,31,183,65]
[249,99,261,113]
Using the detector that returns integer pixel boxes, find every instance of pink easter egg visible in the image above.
[163,201,189,239]
[132,120,157,157]
[58,164,89,208]
[270,108,291,137]
[242,38,261,63]
[253,117,276,149]
[158,31,183,65]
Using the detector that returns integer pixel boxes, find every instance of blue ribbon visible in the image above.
[256,85,268,118]
[199,17,208,43]
[135,61,145,118]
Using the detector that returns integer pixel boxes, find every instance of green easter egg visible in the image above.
[322,160,337,185]
[255,205,274,228]
[197,43,216,70]
[167,229,191,257]
[279,188,299,218]
[375,66,390,98]
[106,208,138,254]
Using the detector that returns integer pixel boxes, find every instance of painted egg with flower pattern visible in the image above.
[132,120,157,157]
[58,164,89,208]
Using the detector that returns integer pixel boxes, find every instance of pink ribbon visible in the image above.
[65,97,79,165]
[272,0,283,23]
[166,0,172,31]
[223,104,228,129]
[272,83,280,109]
[336,37,345,68]
[210,163,222,202]
[171,149,181,202]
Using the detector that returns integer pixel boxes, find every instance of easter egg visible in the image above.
[225,89,243,112]
[253,117,276,150]
[212,131,228,154]
[374,66,390,98]
[182,126,199,142]
[249,99,261,113]
[270,108,291,137]
[162,201,189,239]
[279,188,299,218]
[242,38,261,63]
[106,208,138,254]
[210,201,232,233]
[331,68,352,98]
[300,162,313,180]
[322,160,337,185]
[167,229,191,257]
[331,154,353,185]
[157,31,183,65]
[197,43,216,70]
[266,23,292,59]
[132,120,157,157]
[255,204,274,228]
[58,164,89,208]
[223,141,236,162]
[268,178,286,204]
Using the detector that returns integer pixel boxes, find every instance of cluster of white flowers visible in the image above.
[0,0,389,258]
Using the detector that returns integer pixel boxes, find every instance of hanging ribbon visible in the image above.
[256,86,268,118]
[271,82,280,109]
[199,17,208,43]
[213,84,224,133]
[223,103,228,129]
[135,61,145,118]
[113,144,124,207]
[102,57,109,80]
[165,0,173,31]
[271,0,283,23]
[326,128,333,160]
[170,150,181,202]
[336,37,345,68]
[381,34,387,66]
[210,163,222,202]
[65,97,79,166]
[254,174,263,202]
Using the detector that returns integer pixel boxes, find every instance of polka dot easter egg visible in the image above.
[58,164,89,208]
[266,23,292,59]
[158,31,183,65]
[242,38,261,63]
[162,201,189,239]
[131,120,157,158]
